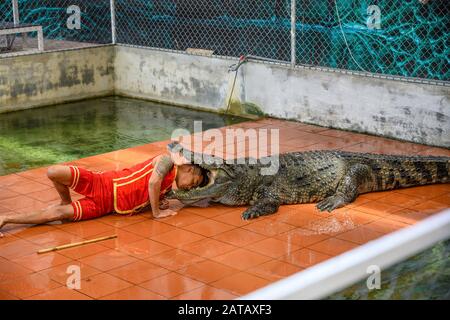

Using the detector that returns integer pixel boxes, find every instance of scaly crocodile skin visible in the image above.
[169,143,450,220]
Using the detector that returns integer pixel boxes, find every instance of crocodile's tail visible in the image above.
[367,154,450,191]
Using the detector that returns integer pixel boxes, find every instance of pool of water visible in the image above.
[328,240,450,300]
[0,96,248,176]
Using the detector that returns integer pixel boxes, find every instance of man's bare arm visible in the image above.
[148,154,177,218]
[154,154,174,177]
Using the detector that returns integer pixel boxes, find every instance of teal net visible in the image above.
[0,1,12,22]
[297,0,449,80]
[115,0,448,81]
[0,0,111,44]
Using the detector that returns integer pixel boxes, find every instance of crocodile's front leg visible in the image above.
[316,163,373,212]
[241,184,281,220]
[241,199,281,220]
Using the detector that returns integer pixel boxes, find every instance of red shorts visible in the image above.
[69,166,115,221]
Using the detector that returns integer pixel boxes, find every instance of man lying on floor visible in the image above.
[0,150,206,230]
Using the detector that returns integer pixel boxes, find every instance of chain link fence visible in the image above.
[114,0,448,82]
[0,0,111,53]
[0,1,448,81]
[115,0,292,61]
[296,0,449,81]
[0,1,12,22]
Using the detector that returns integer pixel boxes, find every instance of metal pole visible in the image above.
[110,0,117,44]
[241,209,450,300]
[290,0,296,67]
[12,0,20,25]
[37,26,44,51]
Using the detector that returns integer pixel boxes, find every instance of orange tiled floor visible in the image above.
[0,118,449,300]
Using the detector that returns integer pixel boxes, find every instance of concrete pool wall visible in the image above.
[0,46,115,113]
[1,45,449,148]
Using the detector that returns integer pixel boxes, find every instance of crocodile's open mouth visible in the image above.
[173,166,232,203]
[195,168,216,190]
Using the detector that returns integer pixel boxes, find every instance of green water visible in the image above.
[328,240,450,300]
[0,96,247,176]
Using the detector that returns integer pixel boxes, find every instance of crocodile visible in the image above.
[167,142,450,220]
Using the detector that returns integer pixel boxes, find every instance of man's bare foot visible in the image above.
[153,209,178,219]
[46,203,59,209]
[46,201,70,210]
[0,216,7,230]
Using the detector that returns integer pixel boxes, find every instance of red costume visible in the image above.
[68,157,177,221]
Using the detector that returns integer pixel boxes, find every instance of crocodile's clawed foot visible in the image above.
[316,195,345,212]
[241,200,280,220]
[241,210,260,220]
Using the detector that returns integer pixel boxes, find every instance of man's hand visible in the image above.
[148,154,176,220]
[153,208,178,219]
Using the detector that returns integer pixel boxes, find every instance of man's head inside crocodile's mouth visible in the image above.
[172,163,233,203]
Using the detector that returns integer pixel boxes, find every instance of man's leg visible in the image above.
[47,165,73,205]
[0,204,74,230]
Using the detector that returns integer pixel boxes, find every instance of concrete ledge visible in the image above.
[243,62,450,147]
[114,46,232,113]
[114,45,450,148]
[0,46,114,113]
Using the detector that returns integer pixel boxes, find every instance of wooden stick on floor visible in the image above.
[37,234,117,254]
